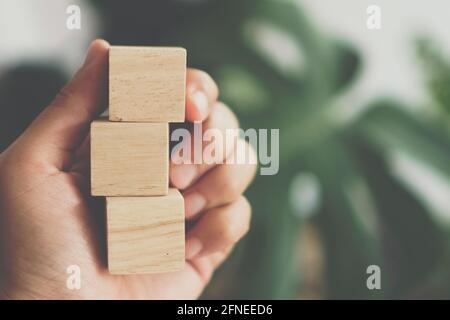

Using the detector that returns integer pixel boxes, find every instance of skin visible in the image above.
[0,40,257,299]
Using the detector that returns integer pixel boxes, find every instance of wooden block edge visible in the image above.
[108,46,187,123]
[106,189,185,275]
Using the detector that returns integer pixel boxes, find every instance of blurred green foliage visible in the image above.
[417,38,450,117]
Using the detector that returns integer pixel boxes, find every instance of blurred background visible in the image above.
[1,0,450,299]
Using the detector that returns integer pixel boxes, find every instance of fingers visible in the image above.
[185,69,219,122]
[16,39,109,168]
[170,102,240,189]
[186,249,233,285]
[185,196,251,260]
[183,139,257,219]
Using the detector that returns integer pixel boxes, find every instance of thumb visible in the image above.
[17,39,109,169]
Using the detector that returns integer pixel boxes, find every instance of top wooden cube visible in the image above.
[109,46,186,122]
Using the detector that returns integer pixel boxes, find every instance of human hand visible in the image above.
[0,40,256,299]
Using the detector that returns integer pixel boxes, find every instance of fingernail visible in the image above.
[186,238,203,260]
[184,193,207,218]
[172,164,197,190]
[191,91,209,120]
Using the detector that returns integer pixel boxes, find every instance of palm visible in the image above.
[0,147,220,299]
[4,136,225,299]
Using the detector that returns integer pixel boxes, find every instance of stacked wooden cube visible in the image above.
[90,46,187,274]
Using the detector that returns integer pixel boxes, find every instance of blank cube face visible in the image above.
[107,190,185,274]
[91,120,168,196]
[109,46,186,122]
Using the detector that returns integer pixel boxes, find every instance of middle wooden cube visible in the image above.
[91,119,168,196]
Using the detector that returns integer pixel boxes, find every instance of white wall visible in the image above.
[300,0,450,115]
[0,0,99,75]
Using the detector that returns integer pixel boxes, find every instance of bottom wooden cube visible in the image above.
[107,189,185,274]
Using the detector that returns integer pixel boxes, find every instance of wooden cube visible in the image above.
[91,119,168,196]
[107,189,185,274]
[109,46,186,122]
